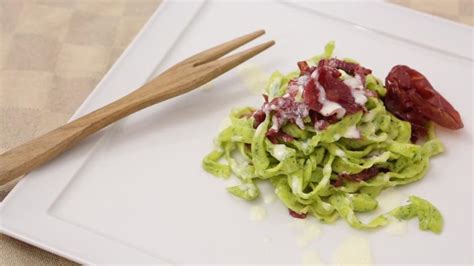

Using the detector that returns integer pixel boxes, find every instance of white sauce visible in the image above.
[301,140,309,151]
[270,115,280,131]
[238,63,267,94]
[375,188,409,236]
[319,101,346,118]
[273,144,290,161]
[297,223,320,247]
[321,201,333,211]
[297,75,309,86]
[291,176,301,193]
[335,148,346,157]
[295,85,304,103]
[362,110,376,122]
[352,90,368,105]
[355,74,364,87]
[263,194,276,204]
[314,120,326,131]
[343,125,361,139]
[312,70,347,119]
[238,183,257,197]
[297,85,304,93]
[338,69,350,78]
[302,250,326,266]
[231,136,243,142]
[343,74,368,106]
[385,217,408,236]
[333,235,374,266]
[295,116,305,129]
[289,219,321,248]
[343,75,362,89]
[377,188,407,212]
[263,235,272,243]
[249,205,267,221]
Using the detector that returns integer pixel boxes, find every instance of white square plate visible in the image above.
[1,1,472,264]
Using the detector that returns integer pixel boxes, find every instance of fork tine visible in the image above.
[203,40,275,76]
[182,29,266,66]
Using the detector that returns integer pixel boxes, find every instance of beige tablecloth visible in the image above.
[0,0,472,264]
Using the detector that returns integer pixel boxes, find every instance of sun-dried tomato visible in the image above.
[384,65,463,141]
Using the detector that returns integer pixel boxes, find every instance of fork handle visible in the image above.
[0,31,274,187]
[0,80,168,186]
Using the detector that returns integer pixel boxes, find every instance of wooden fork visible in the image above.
[0,30,274,186]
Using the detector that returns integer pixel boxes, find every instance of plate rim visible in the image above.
[1,0,472,264]
[0,0,205,264]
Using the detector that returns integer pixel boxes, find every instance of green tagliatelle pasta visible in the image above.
[202,42,444,233]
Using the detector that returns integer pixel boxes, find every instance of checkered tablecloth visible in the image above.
[0,0,471,264]
[0,1,161,265]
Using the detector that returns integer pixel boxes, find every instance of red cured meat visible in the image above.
[253,58,376,143]
[303,79,322,111]
[317,66,362,114]
[289,209,307,219]
[332,167,381,187]
[319,58,372,77]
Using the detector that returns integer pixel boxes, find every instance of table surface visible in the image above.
[0,0,472,264]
